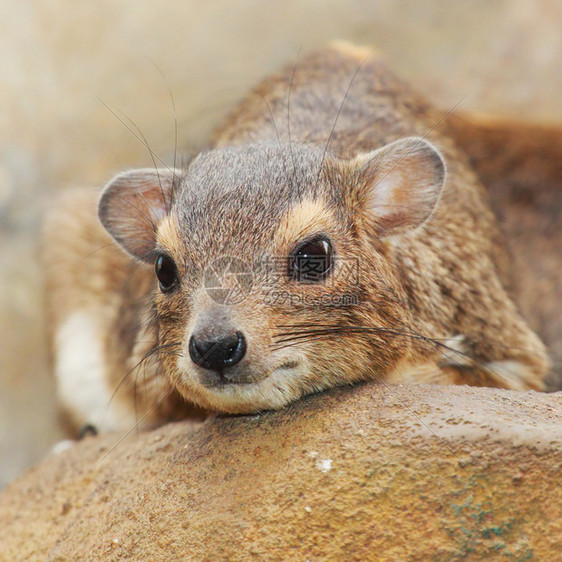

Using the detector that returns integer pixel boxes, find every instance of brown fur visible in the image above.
[447,115,562,389]
[209,43,548,388]
[44,44,553,432]
[43,188,196,431]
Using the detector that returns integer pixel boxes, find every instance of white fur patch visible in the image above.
[55,311,135,432]
[439,335,471,368]
[50,439,74,455]
[484,360,535,391]
[316,458,333,473]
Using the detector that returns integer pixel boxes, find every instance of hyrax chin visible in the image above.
[45,43,549,433]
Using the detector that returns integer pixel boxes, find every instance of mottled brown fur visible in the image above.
[447,115,562,389]
[208,44,549,389]
[45,44,553,431]
[43,188,195,430]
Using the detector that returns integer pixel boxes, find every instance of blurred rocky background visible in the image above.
[1,0,561,487]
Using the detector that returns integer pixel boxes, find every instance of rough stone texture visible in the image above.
[0,383,561,560]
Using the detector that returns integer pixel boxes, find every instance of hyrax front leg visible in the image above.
[406,277,551,391]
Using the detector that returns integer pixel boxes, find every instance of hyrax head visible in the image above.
[99,138,445,413]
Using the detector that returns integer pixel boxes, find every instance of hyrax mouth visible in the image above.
[195,361,302,389]
[189,342,302,391]
[182,354,308,415]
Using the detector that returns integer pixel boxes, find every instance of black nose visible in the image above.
[188,331,246,371]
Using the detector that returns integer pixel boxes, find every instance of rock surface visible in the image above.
[1,383,561,560]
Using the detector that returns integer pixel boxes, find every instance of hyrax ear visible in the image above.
[352,137,446,236]
[98,168,180,262]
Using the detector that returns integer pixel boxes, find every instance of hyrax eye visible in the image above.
[289,236,334,283]
[155,254,178,292]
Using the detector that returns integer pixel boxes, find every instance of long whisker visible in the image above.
[372,305,521,387]
[352,95,467,193]
[286,46,302,183]
[97,99,176,239]
[259,92,293,191]
[96,97,183,192]
[96,97,166,173]
[317,49,373,186]
[272,319,530,388]
[274,324,461,361]
[97,378,182,466]
[101,341,182,426]
[148,58,179,213]
[273,325,435,347]
[108,105,173,224]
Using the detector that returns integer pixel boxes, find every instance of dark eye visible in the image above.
[289,236,334,283]
[155,254,178,292]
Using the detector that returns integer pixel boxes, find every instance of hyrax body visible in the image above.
[45,43,549,434]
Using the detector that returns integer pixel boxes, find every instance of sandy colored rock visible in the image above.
[0,383,561,560]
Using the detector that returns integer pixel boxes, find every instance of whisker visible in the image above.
[373,306,522,388]
[286,46,302,184]
[259,92,293,191]
[97,378,182,466]
[115,108,166,214]
[272,321,542,389]
[96,97,183,192]
[106,104,178,227]
[96,97,167,174]
[351,95,467,193]
[100,341,182,427]
[148,58,179,213]
[317,49,373,185]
